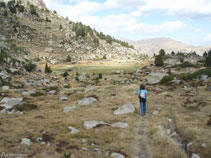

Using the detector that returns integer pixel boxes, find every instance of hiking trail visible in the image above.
[138,117,150,158]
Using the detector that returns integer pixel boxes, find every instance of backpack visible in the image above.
[139,90,146,102]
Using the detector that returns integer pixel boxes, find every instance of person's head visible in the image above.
[140,84,145,90]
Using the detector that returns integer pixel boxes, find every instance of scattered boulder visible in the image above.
[63,105,77,113]
[47,90,57,95]
[111,122,129,128]
[113,102,135,115]
[68,126,79,134]
[59,96,68,101]
[147,72,166,84]
[205,86,211,92]
[83,121,106,129]
[0,97,23,110]
[152,111,159,115]
[45,48,53,53]
[21,138,33,146]
[191,153,200,158]
[111,152,125,158]
[200,74,208,81]
[22,91,36,96]
[2,86,9,91]
[78,97,97,106]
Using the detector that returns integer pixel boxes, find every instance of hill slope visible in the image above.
[130,37,210,56]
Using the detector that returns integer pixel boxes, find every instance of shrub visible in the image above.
[173,61,200,68]
[159,49,166,56]
[103,55,107,59]
[45,17,51,22]
[24,62,36,72]
[31,92,44,97]
[75,76,79,81]
[179,68,211,80]
[59,24,63,30]
[154,55,164,66]
[66,55,71,62]
[0,2,5,7]
[203,51,208,57]
[106,35,112,44]
[45,64,52,73]
[29,5,37,15]
[18,5,25,12]
[205,56,211,67]
[93,37,99,46]
[3,10,8,16]
[62,71,69,77]
[9,5,16,14]
[53,10,57,14]
[98,73,102,79]
[160,75,174,85]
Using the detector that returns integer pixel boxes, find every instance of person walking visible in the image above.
[138,84,148,116]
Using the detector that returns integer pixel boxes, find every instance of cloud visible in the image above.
[203,33,211,44]
[136,0,211,19]
[192,28,201,32]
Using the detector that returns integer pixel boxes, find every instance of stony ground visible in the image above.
[0,61,210,158]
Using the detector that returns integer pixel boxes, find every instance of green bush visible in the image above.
[59,24,63,30]
[159,49,166,56]
[31,92,44,97]
[45,64,52,73]
[45,17,51,22]
[53,10,57,14]
[24,62,36,72]
[160,75,174,85]
[154,55,164,66]
[0,2,5,7]
[103,55,107,59]
[3,10,8,16]
[179,68,211,80]
[66,55,71,62]
[93,37,99,46]
[62,71,69,77]
[173,61,200,68]
[29,5,37,15]
[18,5,25,12]
[98,73,102,79]
[205,56,211,67]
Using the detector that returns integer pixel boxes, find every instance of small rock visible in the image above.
[200,74,208,81]
[21,138,33,145]
[59,96,68,101]
[63,105,76,113]
[152,111,159,115]
[68,126,79,134]
[111,122,129,128]
[191,153,200,158]
[113,102,135,115]
[22,91,36,96]
[2,86,9,91]
[82,139,87,143]
[47,90,57,95]
[81,147,88,151]
[111,152,125,158]
[78,97,97,106]
[201,143,206,148]
[83,120,105,129]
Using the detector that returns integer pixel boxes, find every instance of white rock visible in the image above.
[68,126,79,134]
[2,86,9,91]
[111,152,125,158]
[111,122,129,128]
[83,120,105,129]
[45,48,53,53]
[0,97,23,110]
[201,143,207,148]
[152,111,159,115]
[191,153,200,158]
[78,97,97,106]
[113,102,135,115]
[21,138,33,146]
[147,72,166,84]
[200,74,208,81]
[59,96,68,101]
[82,138,87,143]
[22,91,35,96]
[63,105,77,113]
[47,90,56,95]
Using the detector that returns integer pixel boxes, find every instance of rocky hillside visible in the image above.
[0,0,139,64]
[130,37,211,57]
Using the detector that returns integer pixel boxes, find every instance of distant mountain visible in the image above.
[130,37,211,56]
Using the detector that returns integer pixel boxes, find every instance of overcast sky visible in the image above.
[43,0,211,46]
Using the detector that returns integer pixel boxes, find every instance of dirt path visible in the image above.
[138,117,150,158]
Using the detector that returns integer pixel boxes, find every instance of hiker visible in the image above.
[138,84,148,116]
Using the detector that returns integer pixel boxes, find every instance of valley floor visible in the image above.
[0,61,210,158]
